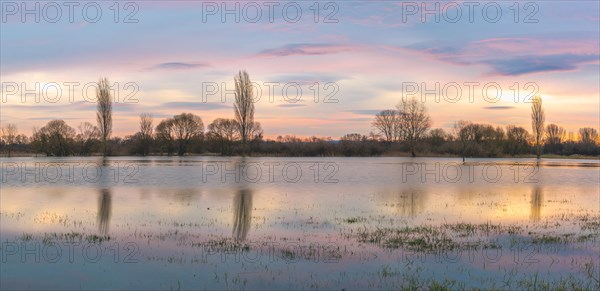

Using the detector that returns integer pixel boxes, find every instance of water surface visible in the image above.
[1,157,599,289]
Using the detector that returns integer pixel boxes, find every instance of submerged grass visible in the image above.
[351,220,599,252]
[17,231,110,244]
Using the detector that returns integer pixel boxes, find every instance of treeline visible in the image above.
[1,118,598,157]
[368,96,599,158]
[0,71,598,158]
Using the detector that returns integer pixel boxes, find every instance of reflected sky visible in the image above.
[1,157,598,289]
[2,157,599,236]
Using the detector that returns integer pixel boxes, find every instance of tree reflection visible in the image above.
[97,157,112,235]
[97,188,112,235]
[379,188,427,218]
[530,186,543,222]
[398,189,426,217]
[232,188,253,241]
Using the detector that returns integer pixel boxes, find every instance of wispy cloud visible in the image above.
[482,54,598,76]
[483,106,516,110]
[278,104,307,108]
[160,102,229,111]
[257,43,352,57]
[145,62,209,71]
[346,109,383,116]
[408,34,600,76]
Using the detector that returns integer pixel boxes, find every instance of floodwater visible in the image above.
[1,157,599,289]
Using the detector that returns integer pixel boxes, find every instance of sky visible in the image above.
[1,1,599,139]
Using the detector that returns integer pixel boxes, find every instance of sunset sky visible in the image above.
[1,1,599,139]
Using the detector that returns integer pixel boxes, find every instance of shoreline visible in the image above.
[1,153,598,160]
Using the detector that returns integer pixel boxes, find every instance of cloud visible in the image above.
[483,106,516,110]
[28,117,81,120]
[277,104,307,108]
[257,43,352,57]
[346,109,383,115]
[340,117,373,122]
[407,35,600,76]
[160,102,229,111]
[482,54,598,76]
[145,62,209,71]
[2,101,138,113]
[272,73,348,86]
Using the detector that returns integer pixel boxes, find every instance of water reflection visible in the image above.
[398,189,427,217]
[232,188,253,241]
[97,188,112,235]
[380,188,427,218]
[530,186,543,222]
[97,157,112,235]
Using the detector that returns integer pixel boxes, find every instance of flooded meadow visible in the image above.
[1,157,599,290]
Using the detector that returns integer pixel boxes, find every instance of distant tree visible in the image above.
[397,97,431,157]
[171,113,204,156]
[341,133,366,142]
[340,133,381,156]
[576,127,599,155]
[454,121,474,162]
[155,119,175,156]
[76,122,99,156]
[208,118,239,155]
[367,131,380,141]
[487,126,505,157]
[427,128,447,147]
[96,77,113,156]
[579,127,598,144]
[372,110,400,142]
[545,124,565,145]
[234,70,255,154]
[505,125,530,157]
[1,123,18,157]
[248,121,263,143]
[138,113,154,156]
[545,123,565,154]
[531,96,545,159]
[33,120,76,156]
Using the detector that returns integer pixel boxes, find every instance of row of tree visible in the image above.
[371,96,599,158]
[1,71,261,157]
[3,118,597,157]
[1,71,599,157]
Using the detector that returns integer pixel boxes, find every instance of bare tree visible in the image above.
[454,120,474,162]
[506,125,530,157]
[341,133,366,142]
[1,123,18,157]
[139,113,154,156]
[372,110,400,142]
[234,70,255,154]
[397,97,431,157]
[96,77,113,156]
[579,127,599,144]
[171,113,204,156]
[248,121,263,143]
[545,124,565,145]
[155,119,175,155]
[209,118,239,141]
[531,96,545,159]
[208,118,239,155]
[76,122,99,156]
[34,120,76,156]
[428,128,447,147]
